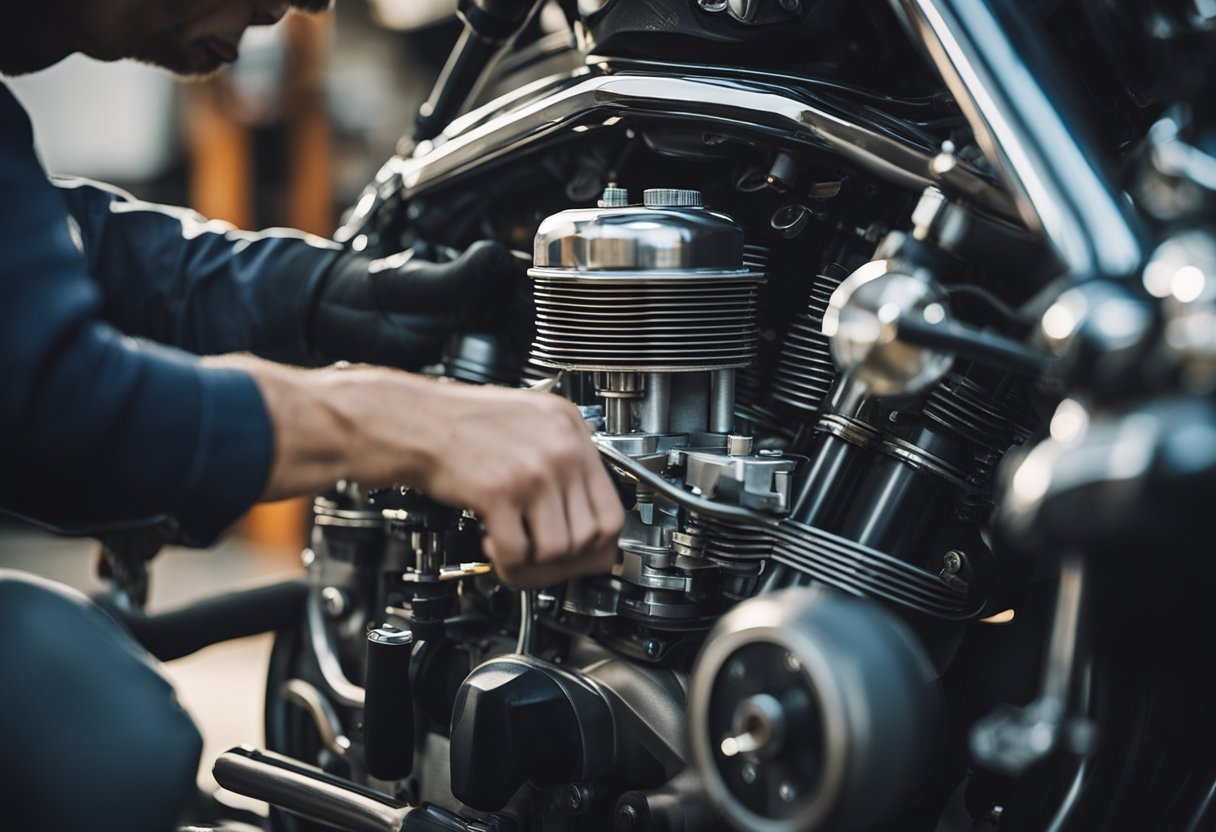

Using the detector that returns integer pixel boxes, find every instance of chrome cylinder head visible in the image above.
[528,189,765,373]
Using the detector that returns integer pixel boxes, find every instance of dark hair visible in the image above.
[289,0,332,11]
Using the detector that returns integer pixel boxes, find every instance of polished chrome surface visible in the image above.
[390,62,1013,218]
[307,586,366,708]
[282,679,352,759]
[533,201,742,271]
[531,201,764,372]
[823,260,954,398]
[892,0,1145,278]
[214,746,410,832]
[643,188,704,209]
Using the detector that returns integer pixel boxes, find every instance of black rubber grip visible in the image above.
[363,627,416,780]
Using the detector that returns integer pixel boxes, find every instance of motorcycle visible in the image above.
[178,0,1216,829]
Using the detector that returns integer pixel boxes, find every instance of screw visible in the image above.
[645,639,661,658]
[942,551,964,575]
[741,762,758,784]
[779,781,796,802]
[784,652,802,673]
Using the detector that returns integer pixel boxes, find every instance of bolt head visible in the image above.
[779,0,800,11]
[741,762,758,784]
[942,551,964,575]
[645,639,661,658]
[779,781,796,802]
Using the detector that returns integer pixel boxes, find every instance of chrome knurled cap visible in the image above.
[643,188,703,208]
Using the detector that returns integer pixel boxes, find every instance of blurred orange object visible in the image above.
[186,11,334,553]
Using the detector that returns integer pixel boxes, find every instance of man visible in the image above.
[0,1,624,828]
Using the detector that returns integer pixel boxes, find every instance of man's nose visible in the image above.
[250,0,290,25]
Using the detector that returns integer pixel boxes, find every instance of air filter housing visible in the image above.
[529,189,765,373]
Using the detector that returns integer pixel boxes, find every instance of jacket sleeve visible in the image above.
[0,86,275,545]
[52,177,342,365]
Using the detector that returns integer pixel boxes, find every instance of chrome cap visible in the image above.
[532,198,745,271]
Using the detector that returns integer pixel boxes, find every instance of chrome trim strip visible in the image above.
[893,0,1146,279]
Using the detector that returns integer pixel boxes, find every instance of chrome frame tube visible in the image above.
[214,746,409,832]
[391,63,1015,219]
[892,0,1146,279]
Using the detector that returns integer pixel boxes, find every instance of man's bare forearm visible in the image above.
[201,354,625,588]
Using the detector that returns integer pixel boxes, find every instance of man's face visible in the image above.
[90,0,328,76]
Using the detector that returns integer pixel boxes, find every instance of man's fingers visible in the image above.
[495,544,618,590]
[526,483,573,563]
[563,475,604,558]
[479,507,530,571]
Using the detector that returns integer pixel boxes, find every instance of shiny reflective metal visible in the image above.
[533,197,739,271]
[892,0,1145,278]
[822,259,954,399]
[282,679,351,758]
[530,199,764,372]
[643,188,704,208]
[383,61,1013,218]
[214,746,410,832]
[680,449,796,513]
[598,185,629,208]
[306,587,366,708]
[727,0,760,22]
[1149,231,1216,390]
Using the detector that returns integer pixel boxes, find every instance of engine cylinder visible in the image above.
[528,189,764,373]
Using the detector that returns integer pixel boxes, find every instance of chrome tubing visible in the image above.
[214,746,409,832]
[392,64,1014,219]
[893,0,1146,280]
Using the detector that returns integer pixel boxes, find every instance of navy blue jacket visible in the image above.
[1,83,341,544]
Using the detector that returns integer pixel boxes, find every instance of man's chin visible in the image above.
[131,45,228,79]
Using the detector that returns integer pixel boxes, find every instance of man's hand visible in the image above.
[206,357,624,589]
[408,382,625,588]
[307,240,522,369]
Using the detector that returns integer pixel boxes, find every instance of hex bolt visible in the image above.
[942,550,964,575]
[645,639,661,658]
